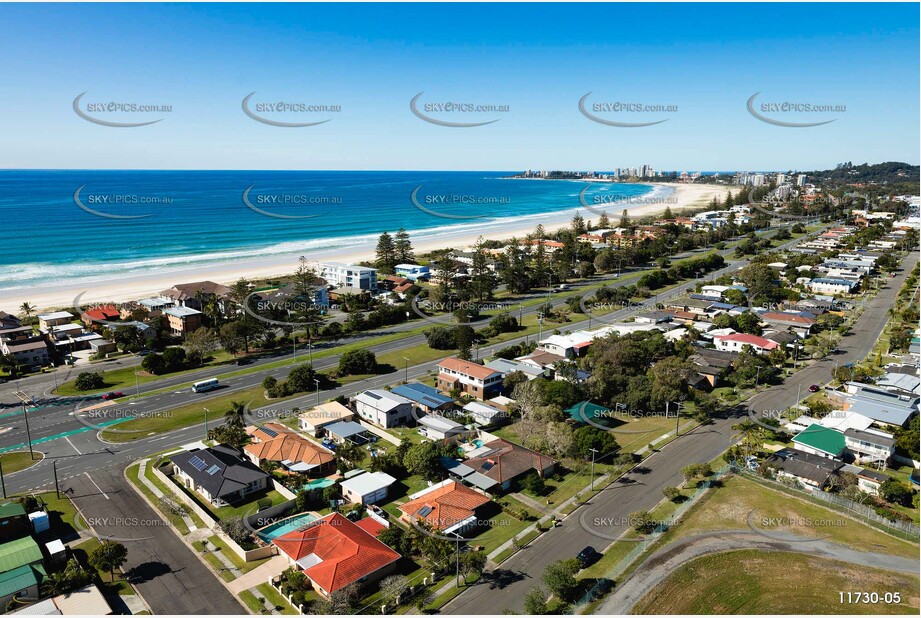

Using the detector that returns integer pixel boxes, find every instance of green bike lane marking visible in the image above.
[0,418,128,455]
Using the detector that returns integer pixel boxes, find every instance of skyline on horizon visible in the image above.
[1,2,918,171]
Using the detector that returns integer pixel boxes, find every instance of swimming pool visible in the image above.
[298,477,336,492]
[256,513,317,541]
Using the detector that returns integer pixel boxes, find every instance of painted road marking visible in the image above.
[84,472,109,500]
[64,436,83,455]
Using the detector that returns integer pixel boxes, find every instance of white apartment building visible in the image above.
[318,262,378,291]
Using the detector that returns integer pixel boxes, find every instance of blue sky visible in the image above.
[1,2,917,171]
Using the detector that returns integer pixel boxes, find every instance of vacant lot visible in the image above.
[632,549,919,614]
[664,475,918,560]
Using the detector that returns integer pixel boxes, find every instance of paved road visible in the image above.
[62,467,248,615]
[598,530,921,613]
[441,249,918,615]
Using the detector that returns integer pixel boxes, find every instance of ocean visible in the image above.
[0,170,662,292]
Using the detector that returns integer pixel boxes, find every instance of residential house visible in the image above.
[515,350,565,370]
[244,423,335,476]
[764,448,845,492]
[399,479,491,534]
[391,383,455,414]
[80,304,120,327]
[483,358,546,381]
[807,278,858,295]
[759,312,815,338]
[0,536,45,607]
[463,439,557,491]
[688,348,738,388]
[856,469,889,496]
[394,264,430,281]
[324,421,370,445]
[0,504,30,543]
[318,262,378,291]
[340,471,397,505]
[163,306,203,336]
[713,333,780,355]
[462,400,509,427]
[436,358,504,400]
[417,414,470,441]
[843,428,896,465]
[352,390,414,428]
[837,384,918,428]
[298,402,355,436]
[160,281,233,314]
[791,424,847,460]
[272,513,400,598]
[171,445,270,507]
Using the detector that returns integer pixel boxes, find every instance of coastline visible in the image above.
[0,183,732,312]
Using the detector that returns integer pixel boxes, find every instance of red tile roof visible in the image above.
[399,481,491,531]
[437,358,502,381]
[83,305,120,321]
[354,517,386,537]
[760,312,815,325]
[273,513,400,594]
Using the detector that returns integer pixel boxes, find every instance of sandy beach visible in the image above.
[0,183,732,312]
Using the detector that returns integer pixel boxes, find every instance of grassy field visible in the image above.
[663,475,918,560]
[631,549,920,614]
[0,451,42,474]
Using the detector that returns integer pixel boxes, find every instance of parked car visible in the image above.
[577,546,600,568]
[101,391,124,400]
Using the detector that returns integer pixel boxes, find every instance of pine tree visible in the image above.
[470,236,497,301]
[394,228,415,264]
[570,211,586,236]
[598,212,611,228]
[619,209,631,228]
[662,206,674,219]
[375,232,397,273]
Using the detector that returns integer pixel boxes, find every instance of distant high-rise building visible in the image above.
[796,174,807,186]
[776,173,786,186]
[751,174,765,187]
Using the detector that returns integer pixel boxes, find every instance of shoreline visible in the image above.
[0,183,733,312]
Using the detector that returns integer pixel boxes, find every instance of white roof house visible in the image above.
[339,471,397,505]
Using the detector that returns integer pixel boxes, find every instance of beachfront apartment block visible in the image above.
[163,306,203,336]
[318,262,378,291]
[36,311,74,331]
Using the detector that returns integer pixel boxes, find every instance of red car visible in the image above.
[808,384,821,393]
[101,391,124,400]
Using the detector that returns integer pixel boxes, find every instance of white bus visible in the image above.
[192,378,220,393]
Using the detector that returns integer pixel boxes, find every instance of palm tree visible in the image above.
[731,419,763,458]
[19,302,35,319]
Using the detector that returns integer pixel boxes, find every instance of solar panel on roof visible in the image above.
[261,426,278,438]
[366,391,382,400]
[189,456,207,471]
[418,506,433,517]
[206,464,221,476]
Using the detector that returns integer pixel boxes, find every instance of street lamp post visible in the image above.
[203,407,210,439]
[537,313,544,343]
[314,378,321,406]
[293,335,297,361]
[23,403,34,460]
[589,448,599,491]
[402,357,410,383]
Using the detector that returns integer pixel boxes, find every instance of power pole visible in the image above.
[53,460,60,499]
[23,403,34,460]
[0,459,6,499]
[203,407,210,440]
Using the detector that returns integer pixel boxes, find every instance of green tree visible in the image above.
[375,232,397,273]
[338,349,377,375]
[88,540,128,582]
[524,588,549,615]
[74,371,105,390]
[394,228,415,264]
[541,559,581,601]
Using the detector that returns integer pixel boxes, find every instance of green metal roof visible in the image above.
[0,564,43,598]
[792,424,846,456]
[0,503,26,519]
[0,537,43,573]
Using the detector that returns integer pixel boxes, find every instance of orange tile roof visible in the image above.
[273,513,400,594]
[399,481,491,531]
[437,358,502,381]
[245,423,334,468]
[354,517,386,537]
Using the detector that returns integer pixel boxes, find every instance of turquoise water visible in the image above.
[256,512,318,541]
[0,170,660,291]
[299,478,336,492]
[473,439,485,447]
